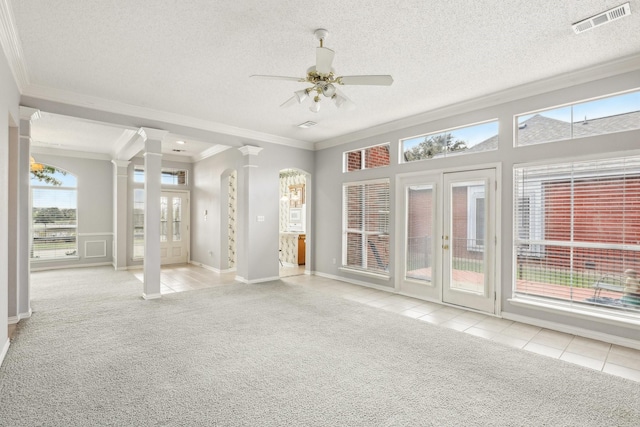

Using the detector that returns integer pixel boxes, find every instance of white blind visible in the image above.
[514,156,640,302]
[343,179,390,273]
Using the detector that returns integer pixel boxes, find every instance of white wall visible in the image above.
[313,69,640,343]
[0,45,21,365]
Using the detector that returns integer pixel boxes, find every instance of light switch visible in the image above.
[257,215,265,222]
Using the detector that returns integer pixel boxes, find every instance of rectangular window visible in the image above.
[401,120,498,163]
[133,166,188,185]
[515,89,640,147]
[514,156,640,314]
[343,179,390,274]
[344,143,390,172]
[31,167,77,261]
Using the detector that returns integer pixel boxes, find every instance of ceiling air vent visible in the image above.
[297,121,317,129]
[572,2,631,34]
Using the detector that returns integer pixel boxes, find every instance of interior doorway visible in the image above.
[279,169,309,277]
[398,168,498,314]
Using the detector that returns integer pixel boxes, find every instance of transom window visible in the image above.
[134,166,188,185]
[344,143,390,172]
[515,89,640,147]
[401,120,499,163]
[30,164,78,261]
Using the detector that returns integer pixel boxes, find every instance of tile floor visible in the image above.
[134,263,640,383]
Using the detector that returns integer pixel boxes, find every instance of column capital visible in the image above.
[238,145,263,157]
[137,127,169,142]
[19,106,41,122]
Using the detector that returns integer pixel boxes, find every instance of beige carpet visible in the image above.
[1,266,639,426]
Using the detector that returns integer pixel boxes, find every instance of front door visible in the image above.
[160,191,189,265]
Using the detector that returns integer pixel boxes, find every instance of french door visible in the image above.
[399,169,497,313]
[160,191,189,265]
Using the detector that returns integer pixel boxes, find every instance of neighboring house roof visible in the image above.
[468,110,640,152]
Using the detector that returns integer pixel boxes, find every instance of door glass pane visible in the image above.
[160,196,168,242]
[173,197,182,242]
[450,181,486,295]
[406,185,434,282]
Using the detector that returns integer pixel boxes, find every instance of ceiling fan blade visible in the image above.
[338,75,394,86]
[279,96,298,108]
[250,75,306,82]
[316,47,335,75]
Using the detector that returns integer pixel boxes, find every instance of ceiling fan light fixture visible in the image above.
[332,93,346,108]
[309,99,321,113]
[295,89,309,103]
[322,83,336,97]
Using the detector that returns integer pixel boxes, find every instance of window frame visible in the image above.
[342,178,391,277]
[343,143,391,173]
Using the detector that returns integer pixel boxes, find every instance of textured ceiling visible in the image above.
[8,0,640,152]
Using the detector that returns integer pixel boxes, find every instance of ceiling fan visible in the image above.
[250,29,393,113]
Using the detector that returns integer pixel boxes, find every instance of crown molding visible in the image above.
[31,145,113,161]
[314,53,640,151]
[0,0,28,91]
[191,145,231,163]
[21,84,315,151]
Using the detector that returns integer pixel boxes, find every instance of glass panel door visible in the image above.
[442,170,496,313]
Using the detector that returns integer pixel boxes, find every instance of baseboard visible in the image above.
[31,262,112,272]
[188,261,237,274]
[502,311,640,351]
[235,275,280,284]
[142,293,162,300]
[313,271,395,292]
[7,309,32,325]
[0,338,10,367]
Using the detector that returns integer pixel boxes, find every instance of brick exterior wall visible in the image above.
[345,144,390,172]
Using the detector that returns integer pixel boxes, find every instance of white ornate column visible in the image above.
[16,107,41,319]
[139,128,167,299]
[112,160,130,270]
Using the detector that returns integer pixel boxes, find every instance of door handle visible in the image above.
[442,244,449,250]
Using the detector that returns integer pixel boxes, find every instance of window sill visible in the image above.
[31,256,80,263]
[339,267,390,281]
[508,294,640,328]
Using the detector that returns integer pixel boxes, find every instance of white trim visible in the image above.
[30,145,113,161]
[0,338,10,367]
[314,53,640,150]
[314,271,394,292]
[338,267,390,281]
[21,84,313,151]
[77,232,113,237]
[30,261,113,272]
[0,0,29,91]
[188,260,236,274]
[84,240,107,258]
[502,310,640,351]
[7,309,31,324]
[142,293,162,300]
[192,145,231,162]
[507,296,640,328]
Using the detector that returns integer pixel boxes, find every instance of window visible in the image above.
[514,155,640,313]
[133,166,188,185]
[343,179,390,274]
[515,89,640,147]
[31,165,77,260]
[344,143,390,172]
[401,120,498,163]
[466,185,485,251]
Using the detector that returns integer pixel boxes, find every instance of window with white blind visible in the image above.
[514,156,640,313]
[343,179,390,275]
[31,166,78,261]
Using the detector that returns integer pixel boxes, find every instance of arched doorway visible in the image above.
[279,169,310,277]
